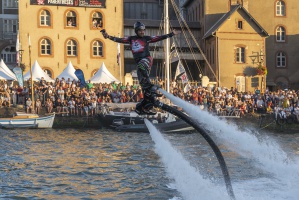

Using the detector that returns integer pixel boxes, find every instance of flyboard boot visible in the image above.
[135,84,162,115]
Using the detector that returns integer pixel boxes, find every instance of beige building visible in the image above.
[203,5,268,92]
[182,0,299,91]
[18,0,124,81]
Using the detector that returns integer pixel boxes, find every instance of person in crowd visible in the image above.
[76,97,83,116]
[57,86,65,101]
[26,97,33,113]
[62,99,69,116]
[55,98,63,113]
[35,98,42,114]
[68,98,76,116]
[65,88,72,101]
[45,98,53,113]
[11,86,17,107]
[2,92,10,107]
[83,98,90,116]
[293,104,299,122]
[90,98,97,116]
[22,86,29,99]
[255,96,266,113]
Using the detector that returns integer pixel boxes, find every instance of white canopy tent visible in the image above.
[89,62,120,83]
[56,61,78,81]
[0,59,17,80]
[23,60,54,82]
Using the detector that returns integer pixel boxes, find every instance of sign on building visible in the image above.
[30,0,106,8]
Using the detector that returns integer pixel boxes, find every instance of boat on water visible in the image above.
[115,118,194,133]
[97,103,169,127]
[0,112,55,129]
[97,103,193,132]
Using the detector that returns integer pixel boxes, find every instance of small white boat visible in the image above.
[0,112,55,129]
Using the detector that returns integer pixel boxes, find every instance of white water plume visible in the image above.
[145,119,230,200]
[159,89,299,199]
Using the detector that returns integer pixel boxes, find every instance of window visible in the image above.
[276,1,286,16]
[276,26,285,42]
[67,40,77,56]
[1,46,16,63]
[251,77,259,87]
[92,12,103,28]
[3,0,18,8]
[3,19,18,37]
[66,11,77,27]
[237,21,243,29]
[40,10,51,26]
[236,47,245,63]
[276,52,286,67]
[92,41,103,57]
[40,39,51,55]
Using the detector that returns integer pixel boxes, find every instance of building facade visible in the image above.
[0,0,18,69]
[203,5,268,92]
[2,0,298,91]
[18,0,123,80]
[182,0,299,91]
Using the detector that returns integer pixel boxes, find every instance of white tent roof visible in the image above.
[89,62,120,83]
[56,61,78,81]
[23,60,54,82]
[0,59,17,80]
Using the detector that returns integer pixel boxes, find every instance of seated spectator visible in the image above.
[83,99,90,116]
[3,92,10,107]
[55,98,63,113]
[26,98,33,113]
[76,98,83,116]
[62,99,69,116]
[68,98,76,116]
[45,98,53,113]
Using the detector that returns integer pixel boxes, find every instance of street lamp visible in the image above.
[249,51,264,65]
[19,49,24,63]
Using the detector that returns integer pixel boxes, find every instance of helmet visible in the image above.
[134,21,145,34]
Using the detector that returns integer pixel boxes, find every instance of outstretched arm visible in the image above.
[101,29,129,44]
[148,29,181,43]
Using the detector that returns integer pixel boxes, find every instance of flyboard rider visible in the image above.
[101,21,181,115]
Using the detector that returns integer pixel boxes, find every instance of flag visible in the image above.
[74,69,87,88]
[13,66,24,88]
[170,49,179,63]
[16,31,20,65]
[184,83,191,93]
[175,61,188,84]
[170,42,179,63]
[117,43,120,65]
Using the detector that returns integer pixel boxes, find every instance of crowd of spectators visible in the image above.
[0,78,299,122]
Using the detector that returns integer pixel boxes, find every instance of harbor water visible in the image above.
[1,122,299,200]
[1,91,299,200]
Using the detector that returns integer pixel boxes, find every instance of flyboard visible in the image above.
[148,88,236,200]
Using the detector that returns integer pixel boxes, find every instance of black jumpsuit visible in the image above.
[108,32,174,110]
